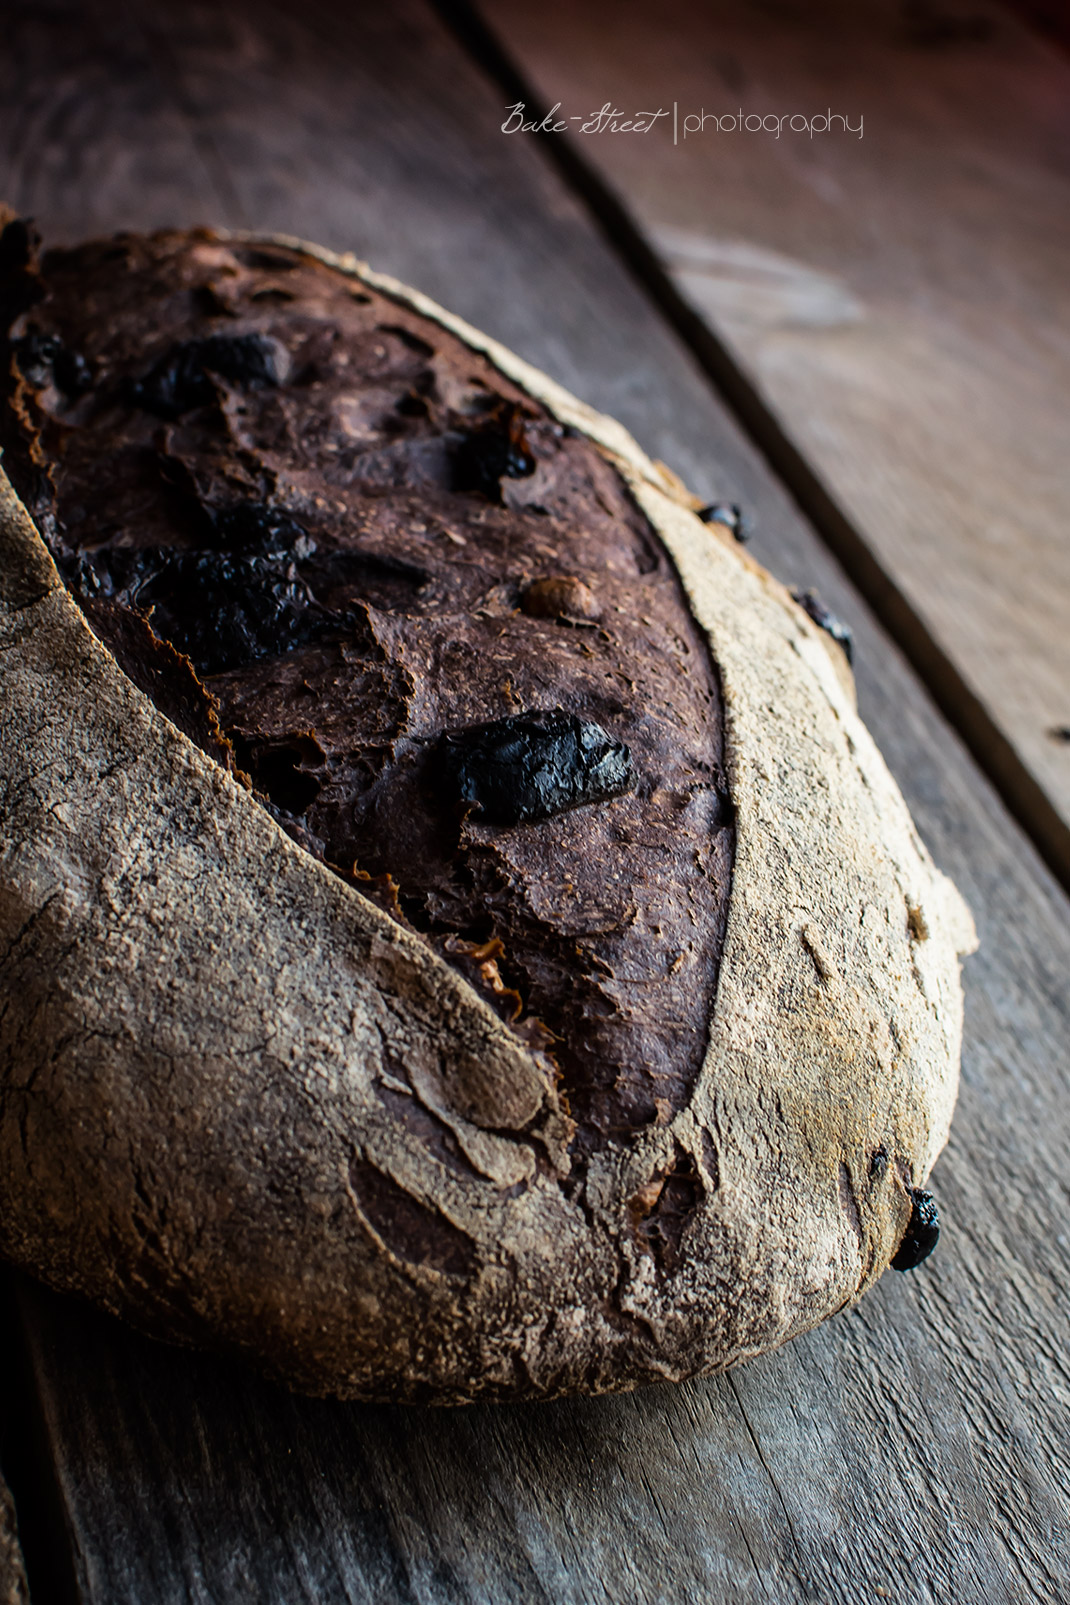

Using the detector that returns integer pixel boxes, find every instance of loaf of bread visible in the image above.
[0,219,976,1401]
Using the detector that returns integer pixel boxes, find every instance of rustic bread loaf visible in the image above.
[0,220,976,1401]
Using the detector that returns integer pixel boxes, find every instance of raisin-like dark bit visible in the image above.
[65,501,328,675]
[62,545,163,607]
[138,549,318,675]
[439,710,633,826]
[452,402,536,500]
[891,1188,940,1271]
[12,332,92,398]
[791,586,854,666]
[697,502,750,543]
[211,501,313,558]
[129,332,289,418]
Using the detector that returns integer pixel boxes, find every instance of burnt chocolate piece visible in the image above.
[791,586,854,665]
[0,227,735,1150]
[211,501,313,558]
[130,331,289,417]
[12,332,92,398]
[441,711,633,826]
[452,402,536,499]
[136,549,320,675]
[63,544,163,608]
[698,502,750,543]
[891,1188,940,1270]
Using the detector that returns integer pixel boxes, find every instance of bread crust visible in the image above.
[0,234,976,1401]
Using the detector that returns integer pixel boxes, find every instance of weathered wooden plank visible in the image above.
[2,0,1070,1601]
[475,0,1070,885]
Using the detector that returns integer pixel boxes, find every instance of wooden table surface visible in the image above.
[478,0,1070,890]
[1,2,1068,1601]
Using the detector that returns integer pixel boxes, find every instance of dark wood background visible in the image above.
[1,2,1068,1600]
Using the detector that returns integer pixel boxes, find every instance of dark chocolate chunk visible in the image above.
[697,502,750,542]
[452,403,536,500]
[440,710,633,826]
[395,388,430,419]
[130,332,289,418]
[790,586,854,665]
[12,332,92,398]
[66,507,325,675]
[211,501,312,558]
[1048,725,1070,744]
[891,1188,940,1270]
[60,545,161,606]
[138,549,318,675]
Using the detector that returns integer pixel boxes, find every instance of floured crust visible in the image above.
[0,233,976,1401]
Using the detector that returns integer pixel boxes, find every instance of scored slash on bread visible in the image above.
[0,222,976,1401]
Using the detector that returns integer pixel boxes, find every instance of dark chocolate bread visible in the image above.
[0,220,975,1402]
[1,225,733,1155]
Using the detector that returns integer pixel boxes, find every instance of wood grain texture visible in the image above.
[477,0,1070,872]
[1,0,1069,1600]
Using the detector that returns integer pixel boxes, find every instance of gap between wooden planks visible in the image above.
[1,0,1070,1600]
[465,0,1070,893]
